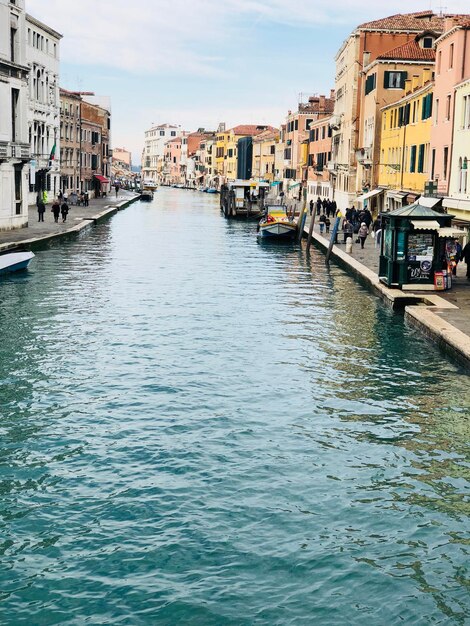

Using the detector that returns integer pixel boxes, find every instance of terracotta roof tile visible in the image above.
[230,125,275,136]
[378,39,436,61]
[359,11,446,31]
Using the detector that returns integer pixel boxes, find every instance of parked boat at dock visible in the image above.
[140,189,154,201]
[0,251,35,275]
[220,180,269,219]
[258,205,297,240]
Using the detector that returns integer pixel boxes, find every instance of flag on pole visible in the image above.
[48,143,56,168]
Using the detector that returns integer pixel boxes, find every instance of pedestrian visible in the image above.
[345,207,353,222]
[461,240,470,279]
[325,217,331,234]
[61,201,69,223]
[373,217,382,248]
[42,189,48,205]
[84,192,89,207]
[316,196,322,216]
[319,212,326,235]
[331,200,337,217]
[36,194,46,222]
[363,208,373,228]
[58,190,63,202]
[342,218,354,243]
[446,238,462,276]
[115,183,120,197]
[51,199,60,223]
[322,198,328,214]
[70,190,77,205]
[358,222,369,249]
[309,199,314,216]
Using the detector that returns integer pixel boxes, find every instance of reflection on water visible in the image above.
[0,189,469,625]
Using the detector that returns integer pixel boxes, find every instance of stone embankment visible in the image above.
[0,191,141,253]
[304,218,470,369]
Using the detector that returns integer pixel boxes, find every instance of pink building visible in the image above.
[430,17,470,196]
[165,137,182,184]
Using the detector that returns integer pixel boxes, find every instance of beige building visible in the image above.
[59,88,81,194]
[252,128,279,182]
[445,78,470,222]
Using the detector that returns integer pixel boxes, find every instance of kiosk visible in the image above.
[379,203,460,291]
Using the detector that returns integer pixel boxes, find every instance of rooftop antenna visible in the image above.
[437,3,448,16]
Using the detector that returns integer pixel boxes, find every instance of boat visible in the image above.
[206,187,217,194]
[220,180,269,219]
[0,251,35,274]
[140,189,154,201]
[258,205,297,240]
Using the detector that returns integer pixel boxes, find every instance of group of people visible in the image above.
[310,197,338,218]
[446,239,470,279]
[36,191,70,224]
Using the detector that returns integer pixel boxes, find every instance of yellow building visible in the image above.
[379,73,434,211]
[215,124,229,184]
[252,128,280,182]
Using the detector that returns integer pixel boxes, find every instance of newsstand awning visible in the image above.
[438,227,467,237]
[411,220,440,230]
[356,188,384,203]
[94,175,110,184]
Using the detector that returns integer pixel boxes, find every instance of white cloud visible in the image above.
[26,0,470,77]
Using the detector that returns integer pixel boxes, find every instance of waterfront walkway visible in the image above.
[0,190,140,252]
[305,215,470,367]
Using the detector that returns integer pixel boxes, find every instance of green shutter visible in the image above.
[418,144,425,173]
[384,71,391,88]
[400,72,408,88]
[410,146,417,173]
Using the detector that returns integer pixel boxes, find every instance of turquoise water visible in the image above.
[0,189,469,625]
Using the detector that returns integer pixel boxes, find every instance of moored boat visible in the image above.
[0,251,35,274]
[141,189,154,201]
[258,206,297,240]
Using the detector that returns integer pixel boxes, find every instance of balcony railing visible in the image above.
[0,141,30,161]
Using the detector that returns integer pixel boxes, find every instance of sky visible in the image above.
[27,0,470,164]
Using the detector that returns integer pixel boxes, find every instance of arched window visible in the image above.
[463,157,468,194]
[36,69,41,101]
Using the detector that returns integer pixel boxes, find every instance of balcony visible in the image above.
[327,161,337,173]
[0,141,30,161]
[356,147,372,166]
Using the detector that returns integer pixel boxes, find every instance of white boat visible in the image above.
[0,251,35,274]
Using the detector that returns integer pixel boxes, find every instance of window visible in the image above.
[435,98,439,124]
[449,43,454,69]
[422,37,433,49]
[431,148,436,180]
[160,131,165,136]
[443,146,449,180]
[14,164,22,215]
[294,119,298,131]
[463,95,470,129]
[446,94,451,120]
[410,145,417,173]
[10,27,17,62]
[365,73,377,95]
[305,118,313,131]
[11,88,19,142]
[171,131,176,136]
[437,50,442,74]
[384,71,407,89]
[422,93,433,120]
[417,144,425,173]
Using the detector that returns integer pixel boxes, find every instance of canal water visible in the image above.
[0,189,469,625]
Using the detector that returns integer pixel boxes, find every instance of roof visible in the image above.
[359,11,445,32]
[167,137,181,144]
[388,204,446,218]
[378,39,436,61]
[253,128,280,142]
[230,125,275,136]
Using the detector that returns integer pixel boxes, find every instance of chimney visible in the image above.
[411,75,420,91]
[319,95,326,111]
[363,51,371,68]
[444,16,456,32]
[330,89,336,101]
[422,68,432,85]
[404,79,412,93]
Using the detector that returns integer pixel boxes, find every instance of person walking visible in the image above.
[51,199,60,223]
[61,200,69,223]
[342,218,354,244]
[37,195,46,222]
[358,222,369,249]
[325,217,331,234]
[319,212,326,235]
[461,241,470,279]
[84,192,89,207]
[316,197,322,216]
[114,183,120,198]
[42,189,48,205]
[309,199,314,216]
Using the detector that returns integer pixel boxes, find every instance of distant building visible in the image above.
[0,0,30,230]
[80,99,111,196]
[25,12,62,204]
[142,123,181,183]
[59,88,81,194]
[252,128,280,183]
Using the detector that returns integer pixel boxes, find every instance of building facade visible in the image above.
[252,128,279,182]
[445,77,470,221]
[142,123,181,183]
[25,13,61,204]
[379,74,434,210]
[0,0,30,230]
[59,88,80,194]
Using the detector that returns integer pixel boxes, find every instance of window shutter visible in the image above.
[405,103,411,125]
[410,146,417,173]
[418,144,425,173]
[428,93,433,119]
[400,71,408,88]
[384,71,391,88]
